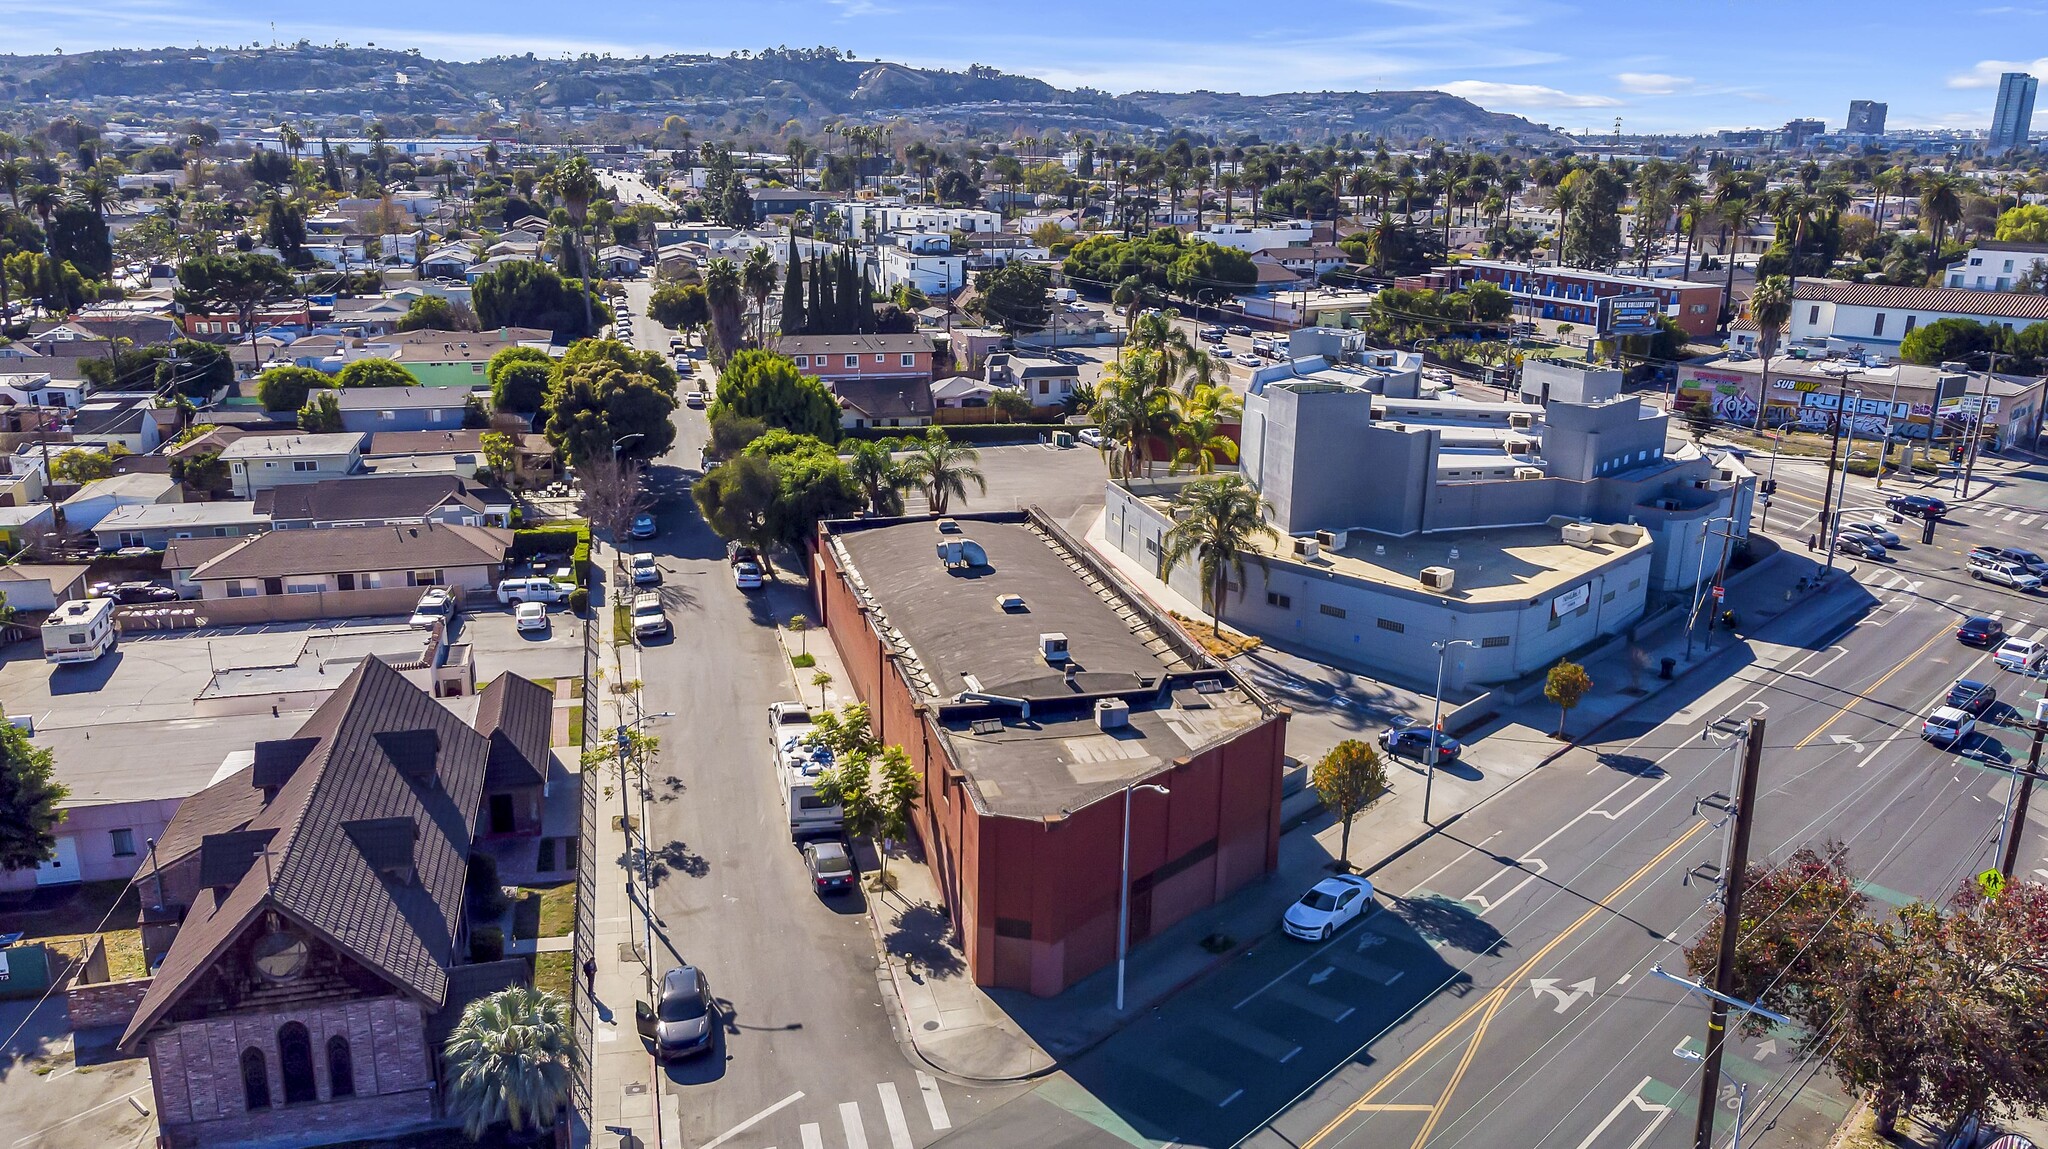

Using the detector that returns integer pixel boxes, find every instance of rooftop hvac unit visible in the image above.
[936,518,961,534]
[995,593,1026,612]
[1509,412,1535,430]
[1515,467,1546,480]
[1371,406,1387,421]
[1420,566,1456,592]
[1293,537,1320,559]
[1561,522,1598,545]
[1505,439,1533,455]
[1040,632,1070,663]
[1315,530,1347,550]
[1095,697,1130,731]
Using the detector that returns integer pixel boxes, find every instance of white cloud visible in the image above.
[1440,80,1621,109]
[1948,57,2048,88]
[1615,72,1692,95]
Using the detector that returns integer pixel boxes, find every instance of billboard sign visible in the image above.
[1598,293,1664,337]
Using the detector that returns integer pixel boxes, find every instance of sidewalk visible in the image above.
[584,538,678,1149]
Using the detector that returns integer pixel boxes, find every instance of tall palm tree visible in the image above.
[1711,177,1759,325]
[279,122,303,167]
[1871,167,1902,232]
[1918,171,1966,280]
[1747,274,1794,430]
[1125,309,1215,397]
[543,155,601,334]
[847,439,910,515]
[442,985,571,1140]
[1096,350,1181,478]
[703,257,746,359]
[741,246,777,344]
[73,176,111,220]
[0,158,24,209]
[899,428,986,515]
[1158,476,1278,636]
[1170,384,1242,475]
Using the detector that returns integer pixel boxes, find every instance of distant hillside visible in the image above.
[0,46,1568,145]
[1123,90,1576,145]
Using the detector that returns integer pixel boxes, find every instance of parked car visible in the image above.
[1379,725,1461,766]
[802,840,856,895]
[1886,493,1947,518]
[1840,521,1901,548]
[1969,552,2042,590]
[1996,637,2047,673]
[1229,324,1253,336]
[1834,534,1886,560]
[1077,428,1104,448]
[1213,347,1235,359]
[111,581,177,604]
[1977,546,2048,575]
[733,560,765,591]
[669,336,685,351]
[728,542,760,568]
[497,577,568,605]
[1958,616,2008,647]
[685,391,706,408]
[1282,874,1377,942]
[630,514,657,539]
[650,965,715,1061]
[514,601,549,632]
[1947,678,1998,715]
[1921,706,1977,746]
[631,592,670,639]
[408,587,456,627]
[630,553,660,585]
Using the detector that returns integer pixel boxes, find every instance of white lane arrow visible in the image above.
[1309,967,1334,986]
[1755,1038,1779,1060]
[1829,735,1866,755]
[1528,977,1599,1013]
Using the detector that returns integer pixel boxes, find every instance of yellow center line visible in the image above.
[1300,819,1711,1149]
[1796,620,1956,750]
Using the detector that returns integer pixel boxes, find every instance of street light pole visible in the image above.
[1427,639,1478,825]
[1117,781,1170,1011]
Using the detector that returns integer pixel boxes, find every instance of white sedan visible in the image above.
[1282,874,1377,942]
[1840,520,1901,548]
[514,601,549,632]
[1078,428,1104,448]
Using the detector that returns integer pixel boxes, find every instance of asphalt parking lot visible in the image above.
[0,996,154,1149]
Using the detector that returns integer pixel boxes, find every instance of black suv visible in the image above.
[1947,678,1998,716]
[1886,494,1948,518]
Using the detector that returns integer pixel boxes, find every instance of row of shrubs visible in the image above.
[838,423,1093,446]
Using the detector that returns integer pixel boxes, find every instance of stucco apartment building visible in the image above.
[777,334,938,430]
[814,512,1288,995]
[1401,260,1725,339]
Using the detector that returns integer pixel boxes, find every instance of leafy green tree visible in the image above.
[1159,476,1278,636]
[968,262,1051,333]
[897,428,986,515]
[394,294,469,332]
[1311,740,1388,869]
[1993,204,2048,244]
[298,390,342,432]
[1899,317,2001,367]
[740,432,863,549]
[1544,660,1592,737]
[711,349,840,440]
[50,444,129,483]
[486,345,553,388]
[255,364,330,412]
[472,261,605,339]
[692,454,779,553]
[988,388,1033,423]
[541,360,678,466]
[175,252,296,375]
[45,202,111,279]
[335,357,419,388]
[79,340,233,399]
[492,360,552,415]
[813,721,920,884]
[0,722,67,873]
[442,985,571,1140]
[168,449,230,496]
[648,282,710,342]
[556,338,679,396]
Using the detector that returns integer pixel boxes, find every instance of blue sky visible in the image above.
[4,0,2044,134]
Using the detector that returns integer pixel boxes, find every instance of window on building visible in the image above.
[471,363,485,373]
[241,1048,271,1110]
[1267,592,1292,609]
[378,410,396,421]
[292,460,318,472]
[2005,259,2015,272]
[1809,305,1820,325]
[1320,604,1347,619]
[901,353,916,367]
[795,356,808,367]
[278,1023,316,1105]
[1904,316,1917,334]
[327,1036,355,1098]
[1872,314,1885,337]
[1376,618,1405,633]
[109,829,135,857]
[875,353,886,364]
[844,355,859,368]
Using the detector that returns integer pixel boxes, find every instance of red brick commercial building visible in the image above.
[814,511,1289,996]
[1401,259,1725,338]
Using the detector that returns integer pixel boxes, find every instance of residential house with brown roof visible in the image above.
[121,659,548,1149]
[776,334,937,430]
[1789,278,2048,353]
[186,522,512,602]
[256,474,512,530]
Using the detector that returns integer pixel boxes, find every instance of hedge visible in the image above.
[512,521,592,580]
[838,424,1090,448]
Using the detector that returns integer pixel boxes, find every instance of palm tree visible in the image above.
[1125,309,1215,397]
[1870,167,1902,232]
[1170,384,1242,475]
[279,122,303,167]
[1711,178,1759,325]
[1158,476,1279,636]
[543,155,601,334]
[1096,351,1180,478]
[0,158,24,209]
[741,246,777,344]
[73,176,111,220]
[847,439,910,515]
[703,257,746,359]
[899,428,986,515]
[442,985,571,1140]
[1918,171,1966,280]
[1747,274,1794,430]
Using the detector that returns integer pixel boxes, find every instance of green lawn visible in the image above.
[0,879,148,981]
[534,951,574,1001]
[790,652,816,668]
[511,883,575,942]
[568,704,585,746]
[611,600,631,646]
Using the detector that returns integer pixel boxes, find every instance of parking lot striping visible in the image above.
[801,1123,825,1149]
[1234,945,1331,1011]
[697,1090,805,1149]
[915,1071,951,1130]
[11,1087,152,1147]
[1296,820,1710,1149]
[876,1082,914,1149]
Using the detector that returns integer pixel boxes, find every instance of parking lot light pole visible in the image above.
[1117,782,1171,1011]
[1427,640,1479,825]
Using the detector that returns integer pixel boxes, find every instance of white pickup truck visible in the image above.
[768,702,843,837]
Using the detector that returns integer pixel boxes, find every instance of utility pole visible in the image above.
[1958,352,2002,500]
[1694,715,1766,1149]
[2000,716,2044,881]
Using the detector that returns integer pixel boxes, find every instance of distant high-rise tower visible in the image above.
[1847,100,1887,135]
[1991,72,2038,151]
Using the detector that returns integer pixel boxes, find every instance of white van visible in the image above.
[43,598,117,664]
[1251,337,1279,358]
[497,577,569,605]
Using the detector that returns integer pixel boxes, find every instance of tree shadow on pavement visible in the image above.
[623,840,710,887]
[1387,892,1507,957]
[883,900,967,982]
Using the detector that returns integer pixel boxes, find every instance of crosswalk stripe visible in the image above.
[917,1071,951,1131]
[801,1124,824,1149]
[840,1102,870,1149]
[2025,515,2040,527]
[876,1083,914,1149]
[2009,511,2024,522]
[1267,979,1355,1022]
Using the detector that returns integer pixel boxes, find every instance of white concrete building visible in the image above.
[1946,240,2048,291]
[1791,280,2048,354]
[1196,221,1316,252]
[840,203,1001,239]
